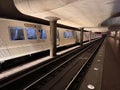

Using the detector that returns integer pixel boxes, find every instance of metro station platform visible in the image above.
[80,37,120,90]
[102,37,120,90]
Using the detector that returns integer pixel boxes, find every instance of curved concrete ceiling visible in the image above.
[13,0,120,31]
[101,16,120,26]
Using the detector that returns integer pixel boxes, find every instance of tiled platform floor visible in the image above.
[102,37,120,90]
[80,37,120,90]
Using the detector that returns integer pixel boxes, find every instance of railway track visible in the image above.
[0,38,103,90]
[65,40,103,90]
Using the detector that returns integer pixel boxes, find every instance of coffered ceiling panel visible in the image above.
[13,0,120,32]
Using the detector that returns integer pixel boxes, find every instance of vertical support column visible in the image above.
[74,31,78,43]
[46,16,60,57]
[89,31,92,42]
[118,31,120,44]
[115,30,118,39]
[107,31,111,37]
[80,28,84,46]
[93,32,95,39]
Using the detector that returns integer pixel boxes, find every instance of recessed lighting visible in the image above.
[87,84,95,89]
[97,60,101,62]
[94,67,99,71]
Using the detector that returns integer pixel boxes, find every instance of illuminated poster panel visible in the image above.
[26,27,37,39]
[9,27,24,40]
[39,29,47,40]
[63,31,73,38]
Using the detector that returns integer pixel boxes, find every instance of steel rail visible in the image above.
[65,39,103,90]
